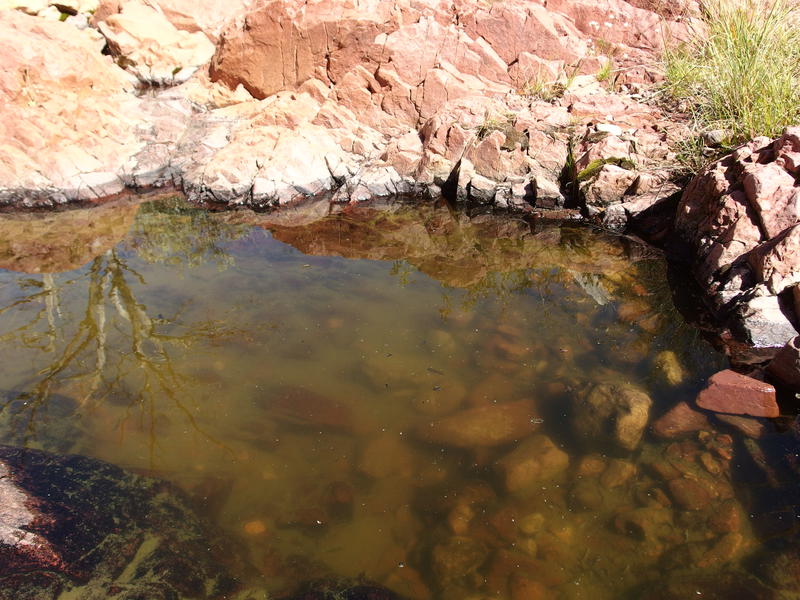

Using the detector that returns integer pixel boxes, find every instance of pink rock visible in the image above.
[98,0,216,85]
[652,401,711,439]
[696,370,779,418]
[742,162,800,239]
[748,224,800,295]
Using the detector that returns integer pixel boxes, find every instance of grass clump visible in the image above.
[664,0,800,142]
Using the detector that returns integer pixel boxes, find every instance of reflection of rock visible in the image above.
[0,445,238,599]
[571,382,652,451]
[0,199,140,273]
[415,400,539,448]
[261,203,653,291]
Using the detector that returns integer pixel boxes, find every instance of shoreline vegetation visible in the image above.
[663,0,800,155]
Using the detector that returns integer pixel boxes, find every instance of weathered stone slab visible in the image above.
[696,370,778,418]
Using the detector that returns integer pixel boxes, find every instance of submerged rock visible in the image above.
[571,382,652,451]
[414,400,539,448]
[495,434,569,492]
[651,350,686,386]
[651,401,711,439]
[431,536,489,585]
[280,579,403,600]
[0,445,239,600]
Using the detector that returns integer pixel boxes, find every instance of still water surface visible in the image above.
[0,196,791,599]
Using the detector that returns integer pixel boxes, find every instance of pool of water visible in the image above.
[0,196,794,599]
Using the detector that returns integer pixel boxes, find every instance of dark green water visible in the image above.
[0,196,793,599]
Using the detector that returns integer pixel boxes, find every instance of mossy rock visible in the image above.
[0,445,241,600]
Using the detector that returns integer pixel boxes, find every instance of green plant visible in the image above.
[596,59,614,83]
[517,61,583,102]
[663,0,800,142]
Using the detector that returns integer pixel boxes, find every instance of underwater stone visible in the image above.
[495,434,569,492]
[415,400,539,448]
[651,401,710,439]
[571,382,652,451]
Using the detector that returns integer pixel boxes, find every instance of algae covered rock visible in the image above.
[0,444,240,600]
[571,382,652,451]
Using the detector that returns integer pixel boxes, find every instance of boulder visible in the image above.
[0,11,139,205]
[0,445,238,599]
[731,294,798,349]
[696,369,779,418]
[571,382,652,451]
[97,0,216,85]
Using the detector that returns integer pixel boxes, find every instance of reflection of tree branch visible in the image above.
[1,243,243,464]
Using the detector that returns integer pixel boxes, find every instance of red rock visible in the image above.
[651,401,711,439]
[675,128,800,350]
[696,370,779,418]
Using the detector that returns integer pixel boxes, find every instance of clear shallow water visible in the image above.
[0,196,790,598]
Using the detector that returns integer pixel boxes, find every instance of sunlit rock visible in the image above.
[696,369,778,418]
[97,0,215,85]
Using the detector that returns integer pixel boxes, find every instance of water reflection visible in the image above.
[0,199,251,462]
[2,196,782,600]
